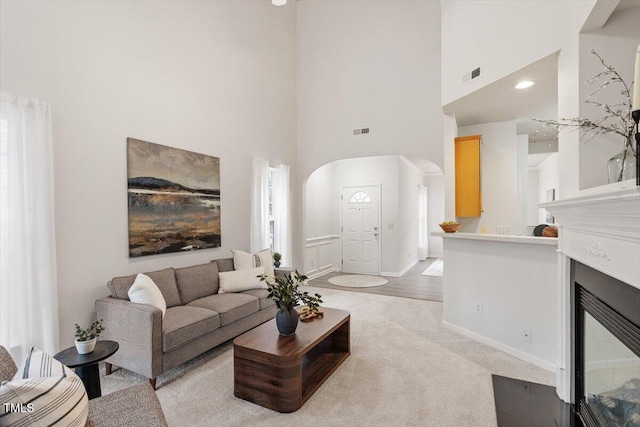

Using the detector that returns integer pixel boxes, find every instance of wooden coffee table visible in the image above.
[233,307,350,412]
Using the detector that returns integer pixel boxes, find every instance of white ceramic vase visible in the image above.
[75,337,97,354]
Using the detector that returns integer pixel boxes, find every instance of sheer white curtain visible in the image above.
[250,157,270,254]
[272,164,292,267]
[0,93,59,361]
[418,185,429,260]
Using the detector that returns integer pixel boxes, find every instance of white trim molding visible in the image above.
[543,185,640,403]
[305,235,341,278]
[442,321,556,373]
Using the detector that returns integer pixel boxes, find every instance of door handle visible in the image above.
[374,227,378,230]
[374,233,378,237]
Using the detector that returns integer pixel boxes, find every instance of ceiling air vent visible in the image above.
[353,128,370,135]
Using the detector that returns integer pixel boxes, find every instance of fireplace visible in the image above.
[540,186,640,427]
[572,261,640,427]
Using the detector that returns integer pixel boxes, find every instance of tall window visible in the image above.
[268,167,276,250]
[0,93,59,361]
[251,159,291,266]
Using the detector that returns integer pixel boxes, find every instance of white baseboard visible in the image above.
[442,320,556,373]
[382,260,419,278]
[306,267,340,280]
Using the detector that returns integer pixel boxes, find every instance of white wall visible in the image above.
[527,168,540,227]
[516,135,529,236]
[443,237,558,371]
[456,121,518,234]
[304,162,337,239]
[296,1,444,268]
[398,157,424,273]
[578,6,640,189]
[0,0,297,348]
[441,1,597,204]
[537,153,560,224]
[441,0,597,107]
[425,173,445,257]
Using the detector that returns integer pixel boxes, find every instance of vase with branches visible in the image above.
[534,50,636,183]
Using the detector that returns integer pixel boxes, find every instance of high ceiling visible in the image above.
[442,52,559,144]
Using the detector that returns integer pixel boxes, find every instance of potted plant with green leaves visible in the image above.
[74,319,105,354]
[273,252,282,268]
[260,271,322,336]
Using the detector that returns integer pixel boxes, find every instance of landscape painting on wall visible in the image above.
[127,138,221,257]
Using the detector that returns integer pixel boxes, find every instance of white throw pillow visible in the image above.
[128,273,167,318]
[218,266,267,293]
[232,248,275,279]
[14,347,73,380]
[1,347,88,427]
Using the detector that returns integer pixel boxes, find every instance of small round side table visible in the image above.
[54,340,119,399]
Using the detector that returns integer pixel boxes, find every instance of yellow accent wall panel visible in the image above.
[455,135,482,217]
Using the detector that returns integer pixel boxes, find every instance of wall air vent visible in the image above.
[353,128,370,135]
[463,67,482,83]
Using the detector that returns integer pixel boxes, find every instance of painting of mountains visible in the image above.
[127,138,221,257]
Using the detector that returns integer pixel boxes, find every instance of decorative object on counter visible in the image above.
[74,319,105,354]
[534,50,636,183]
[542,226,558,238]
[260,270,322,336]
[439,221,462,233]
[273,251,282,268]
[299,306,324,322]
[533,224,550,237]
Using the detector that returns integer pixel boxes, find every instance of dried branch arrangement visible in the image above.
[534,50,636,155]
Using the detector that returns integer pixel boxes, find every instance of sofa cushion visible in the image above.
[215,258,234,273]
[232,249,275,280]
[175,262,219,304]
[129,273,167,318]
[108,268,182,308]
[218,266,267,294]
[162,306,220,352]
[240,289,276,310]
[187,294,260,326]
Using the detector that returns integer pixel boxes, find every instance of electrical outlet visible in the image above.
[310,260,315,267]
[480,226,488,234]
[474,303,483,315]
[522,329,532,343]
[388,223,394,229]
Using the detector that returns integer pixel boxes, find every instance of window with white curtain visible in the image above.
[0,93,59,361]
[251,158,292,267]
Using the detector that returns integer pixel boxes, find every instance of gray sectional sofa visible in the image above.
[95,258,276,388]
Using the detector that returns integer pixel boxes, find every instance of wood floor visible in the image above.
[307,259,443,302]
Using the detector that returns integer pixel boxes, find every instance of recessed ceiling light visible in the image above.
[515,80,535,89]
[272,0,286,5]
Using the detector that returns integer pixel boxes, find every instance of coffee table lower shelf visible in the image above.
[234,309,350,413]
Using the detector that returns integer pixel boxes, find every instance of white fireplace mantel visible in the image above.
[541,185,640,403]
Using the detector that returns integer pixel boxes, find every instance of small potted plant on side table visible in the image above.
[273,252,282,268]
[260,271,322,336]
[74,319,105,354]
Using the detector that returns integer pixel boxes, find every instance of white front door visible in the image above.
[341,185,380,274]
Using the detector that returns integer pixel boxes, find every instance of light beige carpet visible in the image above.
[327,274,388,288]
[100,287,554,426]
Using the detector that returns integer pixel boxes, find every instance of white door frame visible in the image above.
[340,184,381,275]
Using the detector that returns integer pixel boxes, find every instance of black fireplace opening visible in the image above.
[572,261,640,427]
